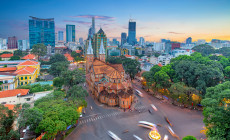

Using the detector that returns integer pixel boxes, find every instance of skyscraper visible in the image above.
[121,32,127,45]
[18,40,28,51]
[88,17,96,39]
[7,36,18,49]
[66,24,75,43]
[29,16,55,50]
[186,37,192,44]
[139,37,145,46]
[58,31,64,41]
[79,37,83,45]
[127,19,136,45]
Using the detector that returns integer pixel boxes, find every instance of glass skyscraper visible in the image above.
[58,31,64,41]
[121,32,127,45]
[66,24,75,43]
[128,20,136,45]
[29,16,55,50]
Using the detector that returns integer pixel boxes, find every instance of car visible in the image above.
[138,121,156,129]
[166,126,179,139]
[107,131,121,140]
[150,104,158,111]
[164,117,173,127]
[163,135,168,140]
[135,89,143,97]
[133,134,143,140]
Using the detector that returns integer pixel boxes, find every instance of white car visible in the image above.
[138,121,156,129]
[135,89,143,97]
[150,104,158,111]
[107,131,121,140]
[163,135,168,140]
[133,135,142,140]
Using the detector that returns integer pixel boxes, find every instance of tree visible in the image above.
[106,56,122,64]
[154,70,170,90]
[161,64,175,81]
[61,69,85,89]
[224,66,230,78]
[216,47,230,57]
[0,105,20,140]
[49,54,68,64]
[71,51,80,58]
[18,108,43,132]
[49,62,69,77]
[9,56,20,60]
[202,81,230,139]
[31,43,47,60]
[110,51,119,56]
[13,50,27,57]
[192,44,215,56]
[150,65,161,74]
[142,71,154,91]
[53,77,64,88]
[182,135,197,140]
[122,58,141,80]
[67,85,88,100]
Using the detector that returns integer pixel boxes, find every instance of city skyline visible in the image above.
[0,0,230,42]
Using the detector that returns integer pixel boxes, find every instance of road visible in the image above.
[65,81,205,140]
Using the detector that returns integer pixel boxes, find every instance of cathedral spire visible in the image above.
[87,39,93,55]
[99,39,105,54]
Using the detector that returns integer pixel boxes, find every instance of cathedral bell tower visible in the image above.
[86,39,94,73]
[99,39,106,62]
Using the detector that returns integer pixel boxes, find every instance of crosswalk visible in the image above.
[78,105,148,125]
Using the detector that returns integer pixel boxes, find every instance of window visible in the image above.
[21,77,23,80]
[29,76,31,79]
[25,76,27,80]
[21,82,23,85]
[25,82,27,85]
[123,101,124,104]
[114,80,115,83]
[26,98,31,101]
[4,86,8,90]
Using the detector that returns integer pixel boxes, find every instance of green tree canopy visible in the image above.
[9,55,20,60]
[182,135,197,140]
[122,58,141,80]
[202,81,230,139]
[192,44,215,56]
[31,43,47,60]
[150,65,162,74]
[49,61,69,77]
[49,54,68,64]
[154,70,170,89]
[53,77,64,88]
[61,69,85,89]
[216,47,230,57]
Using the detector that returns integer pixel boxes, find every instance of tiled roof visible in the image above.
[64,53,74,61]
[157,63,162,67]
[0,67,17,72]
[18,60,39,66]
[125,54,132,57]
[0,89,29,98]
[14,66,36,75]
[107,70,122,79]
[22,54,36,60]
[4,104,15,110]
[1,53,13,58]
[76,50,82,53]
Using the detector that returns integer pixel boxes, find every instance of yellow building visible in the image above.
[14,60,40,86]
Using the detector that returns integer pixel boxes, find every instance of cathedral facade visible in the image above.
[86,38,134,109]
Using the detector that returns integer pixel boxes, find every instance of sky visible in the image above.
[0,0,230,42]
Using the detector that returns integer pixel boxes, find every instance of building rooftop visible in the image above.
[0,67,17,73]
[22,54,36,60]
[1,53,13,58]
[0,89,29,98]
[18,60,39,66]
[14,66,36,75]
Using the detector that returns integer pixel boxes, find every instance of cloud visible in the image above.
[168,32,184,34]
[63,20,91,25]
[70,15,115,21]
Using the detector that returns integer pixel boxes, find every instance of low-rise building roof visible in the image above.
[0,67,17,73]
[14,66,36,75]
[1,53,13,58]
[22,54,36,60]
[18,60,39,66]
[0,89,29,98]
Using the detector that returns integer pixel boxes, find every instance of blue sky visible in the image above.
[0,0,230,42]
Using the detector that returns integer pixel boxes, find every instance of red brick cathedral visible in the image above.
[86,39,134,108]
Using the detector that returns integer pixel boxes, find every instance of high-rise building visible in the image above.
[88,17,96,39]
[7,36,18,49]
[58,31,64,42]
[29,16,55,50]
[0,38,7,50]
[186,37,192,44]
[92,28,107,58]
[66,25,75,43]
[79,37,83,45]
[121,32,127,45]
[18,40,28,51]
[139,37,145,46]
[127,19,136,45]
[161,39,170,43]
